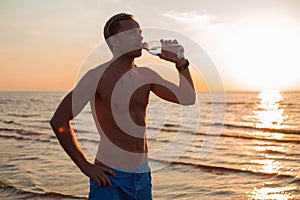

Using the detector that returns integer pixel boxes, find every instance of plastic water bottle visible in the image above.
[142,41,162,55]
[142,40,184,59]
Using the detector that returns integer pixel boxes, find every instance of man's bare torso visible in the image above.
[91,64,153,168]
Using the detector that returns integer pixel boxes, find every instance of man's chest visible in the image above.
[97,71,151,110]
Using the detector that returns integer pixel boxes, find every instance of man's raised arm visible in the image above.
[150,40,196,105]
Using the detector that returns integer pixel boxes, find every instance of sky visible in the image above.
[1,0,300,91]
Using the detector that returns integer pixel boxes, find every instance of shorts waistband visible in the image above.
[94,159,151,173]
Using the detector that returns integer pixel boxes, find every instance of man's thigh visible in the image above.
[135,182,152,200]
[89,179,131,200]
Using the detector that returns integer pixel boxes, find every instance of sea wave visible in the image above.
[0,134,55,144]
[0,128,46,136]
[0,180,86,200]
[2,123,300,146]
[7,113,41,118]
[149,158,300,182]
[148,125,300,144]
[2,120,22,125]
[151,122,300,136]
[203,101,252,105]
[222,123,300,135]
[0,127,56,144]
[220,133,300,144]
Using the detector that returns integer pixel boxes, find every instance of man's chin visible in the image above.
[127,49,142,58]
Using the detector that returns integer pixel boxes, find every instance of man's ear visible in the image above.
[109,36,120,48]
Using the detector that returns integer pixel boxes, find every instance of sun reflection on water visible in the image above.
[246,91,296,199]
[253,90,288,130]
[250,159,282,174]
[248,184,296,200]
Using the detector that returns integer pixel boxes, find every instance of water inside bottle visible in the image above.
[144,40,162,55]
[143,40,184,59]
[148,46,162,55]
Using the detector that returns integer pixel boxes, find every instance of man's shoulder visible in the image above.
[82,62,110,79]
[75,62,110,88]
[91,62,110,73]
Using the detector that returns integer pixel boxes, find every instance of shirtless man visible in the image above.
[50,13,195,200]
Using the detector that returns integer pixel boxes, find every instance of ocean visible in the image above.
[0,91,300,199]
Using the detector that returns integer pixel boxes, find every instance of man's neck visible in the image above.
[111,56,135,74]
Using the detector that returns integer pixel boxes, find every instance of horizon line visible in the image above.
[0,89,300,93]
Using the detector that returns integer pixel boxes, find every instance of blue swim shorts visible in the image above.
[88,163,152,200]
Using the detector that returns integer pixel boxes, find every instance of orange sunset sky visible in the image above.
[1,0,300,91]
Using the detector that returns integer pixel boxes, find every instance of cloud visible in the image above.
[163,11,225,31]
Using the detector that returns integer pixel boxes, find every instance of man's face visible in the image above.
[113,19,143,58]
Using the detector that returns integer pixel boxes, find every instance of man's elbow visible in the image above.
[50,117,69,136]
[182,99,195,106]
[180,94,196,106]
[49,115,65,133]
[49,117,58,132]
[188,97,196,105]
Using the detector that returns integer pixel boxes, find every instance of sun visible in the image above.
[220,15,300,91]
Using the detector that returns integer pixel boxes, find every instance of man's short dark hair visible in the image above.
[103,13,134,49]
